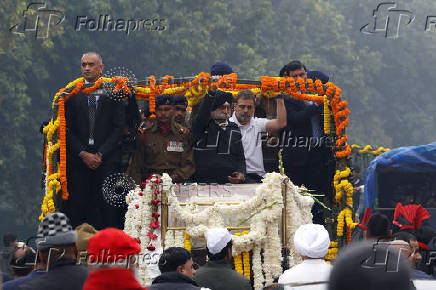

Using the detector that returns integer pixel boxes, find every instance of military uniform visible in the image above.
[127,120,194,184]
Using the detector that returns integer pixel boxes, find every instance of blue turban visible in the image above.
[211,90,233,111]
[210,62,234,76]
[156,94,174,108]
[173,95,187,106]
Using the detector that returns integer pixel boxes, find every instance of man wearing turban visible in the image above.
[278,224,331,289]
[192,90,246,184]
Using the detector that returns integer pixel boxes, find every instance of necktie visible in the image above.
[89,95,97,143]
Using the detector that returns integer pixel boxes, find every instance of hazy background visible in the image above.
[1,0,435,239]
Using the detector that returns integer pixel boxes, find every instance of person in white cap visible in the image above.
[193,228,251,290]
[278,224,331,290]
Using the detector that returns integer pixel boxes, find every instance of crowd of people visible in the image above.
[0,208,435,289]
[57,52,334,229]
[1,51,432,289]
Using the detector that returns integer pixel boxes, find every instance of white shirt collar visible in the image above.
[84,77,101,84]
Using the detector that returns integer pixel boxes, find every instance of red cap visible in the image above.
[87,228,141,264]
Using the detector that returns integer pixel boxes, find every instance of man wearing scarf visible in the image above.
[192,90,246,184]
[127,94,194,184]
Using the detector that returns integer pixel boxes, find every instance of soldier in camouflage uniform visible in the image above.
[127,95,194,184]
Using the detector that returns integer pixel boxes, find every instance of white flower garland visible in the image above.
[166,172,285,290]
[284,178,314,267]
[124,175,163,286]
[252,244,263,290]
[125,173,314,290]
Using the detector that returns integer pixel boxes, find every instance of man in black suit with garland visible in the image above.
[63,52,125,229]
[280,60,334,224]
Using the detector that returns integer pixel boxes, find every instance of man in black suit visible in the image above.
[62,52,125,229]
[280,60,334,224]
[192,90,246,184]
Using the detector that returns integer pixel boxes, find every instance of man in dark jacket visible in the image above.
[148,247,202,290]
[20,213,89,290]
[280,60,334,224]
[63,52,126,229]
[194,228,252,290]
[192,90,246,184]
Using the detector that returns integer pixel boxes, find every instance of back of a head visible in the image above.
[366,213,391,240]
[392,231,416,243]
[87,228,140,265]
[206,228,233,261]
[294,224,330,258]
[207,240,232,261]
[158,247,191,273]
[328,242,411,290]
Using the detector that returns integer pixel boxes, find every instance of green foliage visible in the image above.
[1,0,435,229]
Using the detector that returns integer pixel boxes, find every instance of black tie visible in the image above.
[89,95,96,142]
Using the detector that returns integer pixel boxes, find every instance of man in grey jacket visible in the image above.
[194,228,252,290]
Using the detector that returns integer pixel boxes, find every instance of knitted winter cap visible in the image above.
[35,212,77,251]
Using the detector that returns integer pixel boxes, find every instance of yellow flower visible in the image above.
[184,232,192,252]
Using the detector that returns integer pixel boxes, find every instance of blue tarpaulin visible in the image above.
[364,142,436,209]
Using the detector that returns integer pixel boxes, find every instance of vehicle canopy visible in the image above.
[364,142,436,212]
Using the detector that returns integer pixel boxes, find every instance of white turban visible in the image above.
[294,224,330,258]
[206,228,232,255]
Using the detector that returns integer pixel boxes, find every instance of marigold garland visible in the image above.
[233,232,244,275]
[132,73,351,159]
[241,230,251,279]
[323,96,330,134]
[333,166,356,249]
[132,73,350,158]
[40,76,132,220]
[232,231,251,279]
[352,144,391,155]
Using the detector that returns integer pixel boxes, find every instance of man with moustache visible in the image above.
[229,89,286,183]
[127,94,194,184]
[63,52,125,229]
[192,90,246,184]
